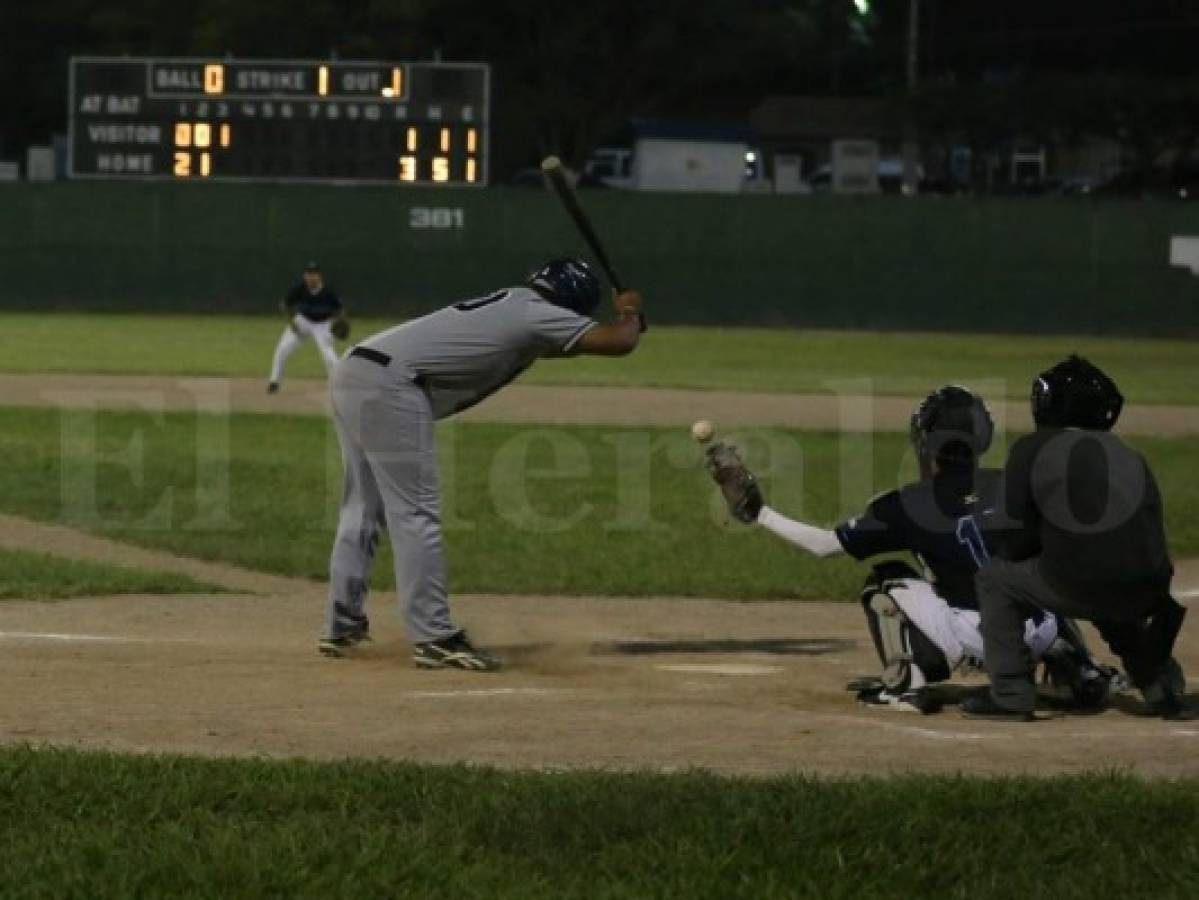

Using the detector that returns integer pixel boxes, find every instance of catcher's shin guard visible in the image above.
[1042,618,1114,709]
[861,568,952,692]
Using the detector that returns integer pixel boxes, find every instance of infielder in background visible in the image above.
[966,356,1191,721]
[705,386,1117,714]
[267,261,349,393]
[321,258,644,670]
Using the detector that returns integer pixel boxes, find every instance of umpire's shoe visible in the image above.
[1142,658,1196,721]
[960,692,1037,722]
[413,631,501,672]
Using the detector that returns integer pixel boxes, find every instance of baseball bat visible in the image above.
[540,155,626,292]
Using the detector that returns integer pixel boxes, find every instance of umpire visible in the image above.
[965,356,1190,721]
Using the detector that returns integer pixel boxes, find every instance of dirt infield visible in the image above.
[4,373,1199,435]
[0,512,1196,777]
[1,583,1196,776]
[2,373,1198,776]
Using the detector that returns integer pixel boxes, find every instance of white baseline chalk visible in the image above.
[406,688,568,700]
[0,630,191,644]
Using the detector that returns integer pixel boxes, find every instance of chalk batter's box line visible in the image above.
[0,630,194,644]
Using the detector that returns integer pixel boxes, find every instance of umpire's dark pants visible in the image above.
[977,558,1174,712]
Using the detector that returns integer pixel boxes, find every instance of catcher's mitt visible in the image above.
[330,317,351,340]
[704,441,764,524]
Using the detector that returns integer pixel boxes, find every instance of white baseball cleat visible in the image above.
[857,685,943,715]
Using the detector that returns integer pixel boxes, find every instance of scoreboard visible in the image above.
[68,56,490,185]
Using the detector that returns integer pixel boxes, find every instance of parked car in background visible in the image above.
[803,158,926,194]
[1089,165,1199,200]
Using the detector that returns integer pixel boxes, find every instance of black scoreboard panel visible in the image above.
[69,57,490,185]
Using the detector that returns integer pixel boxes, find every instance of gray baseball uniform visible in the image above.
[325,286,596,643]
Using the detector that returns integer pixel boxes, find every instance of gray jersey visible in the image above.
[359,286,596,419]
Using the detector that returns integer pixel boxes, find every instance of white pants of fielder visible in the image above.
[270,315,340,384]
[882,577,1058,676]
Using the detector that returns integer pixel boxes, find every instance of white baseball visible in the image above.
[691,419,715,444]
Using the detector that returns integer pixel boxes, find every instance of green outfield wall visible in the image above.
[1,182,1197,335]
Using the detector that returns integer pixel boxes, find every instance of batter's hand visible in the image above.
[614,289,642,316]
[614,289,647,333]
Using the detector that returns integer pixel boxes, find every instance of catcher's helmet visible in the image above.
[1031,355,1123,431]
[526,257,602,317]
[909,385,994,477]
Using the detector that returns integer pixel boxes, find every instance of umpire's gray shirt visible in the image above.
[357,286,596,419]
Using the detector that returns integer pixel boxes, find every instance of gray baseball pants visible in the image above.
[978,557,1175,712]
[325,357,457,643]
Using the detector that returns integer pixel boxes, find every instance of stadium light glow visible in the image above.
[854,0,871,14]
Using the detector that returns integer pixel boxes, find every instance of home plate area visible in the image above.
[0,589,1195,776]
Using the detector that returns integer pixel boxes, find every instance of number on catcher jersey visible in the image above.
[834,468,1003,610]
[955,514,991,568]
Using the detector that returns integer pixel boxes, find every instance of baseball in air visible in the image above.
[691,419,715,444]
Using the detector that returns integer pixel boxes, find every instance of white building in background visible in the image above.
[586,119,762,194]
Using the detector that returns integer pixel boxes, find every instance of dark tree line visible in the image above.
[917,73,1199,179]
[3,0,1199,176]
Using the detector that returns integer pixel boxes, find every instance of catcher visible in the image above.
[267,260,351,394]
[704,385,1120,714]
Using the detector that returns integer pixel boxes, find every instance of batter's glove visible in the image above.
[331,317,351,340]
[704,441,764,524]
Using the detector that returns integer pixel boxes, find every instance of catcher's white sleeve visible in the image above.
[757,506,845,558]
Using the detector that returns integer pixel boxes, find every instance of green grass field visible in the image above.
[0,546,218,599]
[2,746,1197,899]
[2,316,1196,897]
[4,313,1198,404]
[2,406,1197,598]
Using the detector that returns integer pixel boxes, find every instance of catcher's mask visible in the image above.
[526,257,602,317]
[1031,354,1123,431]
[909,385,994,478]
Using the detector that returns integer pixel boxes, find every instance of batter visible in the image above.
[320,258,644,670]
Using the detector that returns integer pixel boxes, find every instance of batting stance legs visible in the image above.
[324,361,457,648]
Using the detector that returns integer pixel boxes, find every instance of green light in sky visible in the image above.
[853,0,871,13]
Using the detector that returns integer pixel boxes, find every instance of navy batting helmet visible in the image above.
[526,258,602,317]
[909,385,994,477]
[1032,355,1123,431]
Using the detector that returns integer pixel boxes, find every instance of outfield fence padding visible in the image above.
[1,182,1197,335]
